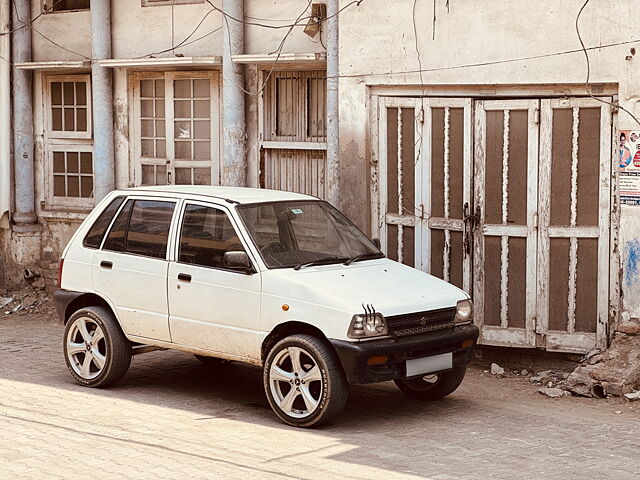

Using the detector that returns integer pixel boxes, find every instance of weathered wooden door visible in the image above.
[537,98,612,352]
[473,100,540,348]
[376,97,472,291]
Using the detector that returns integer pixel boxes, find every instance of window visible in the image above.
[103,199,176,260]
[52,148,93,199]
[134,72,219,187]
[46,75,91,139]
[142,0,204,6]
[43,0,90,12]
[44,74,93,208]
[83,196,125,249]
[178,204,246,270]
[126,201,175,259]
[262,70,327,198]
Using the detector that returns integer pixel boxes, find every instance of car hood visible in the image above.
[262,258,468,317]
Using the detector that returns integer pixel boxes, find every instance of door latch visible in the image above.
[463,203,481,256]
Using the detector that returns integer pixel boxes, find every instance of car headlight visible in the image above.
[455,299,473,325]
[348,312,388,338]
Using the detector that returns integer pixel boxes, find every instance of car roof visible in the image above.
[123,185,317,204]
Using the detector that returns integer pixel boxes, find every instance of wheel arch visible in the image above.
[63,292,115,325]
[261,321,342,366]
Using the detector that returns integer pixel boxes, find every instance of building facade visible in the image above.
[1,0,639,356]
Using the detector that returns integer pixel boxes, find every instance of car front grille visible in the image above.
[386,307,456,338]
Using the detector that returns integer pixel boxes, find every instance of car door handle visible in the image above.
[100,260,113,269]
[177,273,191,283]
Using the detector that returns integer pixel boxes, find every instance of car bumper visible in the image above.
[330,324,479,384]
[53,289,83,323]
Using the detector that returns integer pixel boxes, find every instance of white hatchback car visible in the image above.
[55,186,478,427]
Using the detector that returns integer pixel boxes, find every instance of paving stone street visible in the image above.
[1,314,639,480]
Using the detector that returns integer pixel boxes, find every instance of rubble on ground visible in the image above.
[0,288,56,318]
[529,370,570,388]
[538,387,569,398]
[490,363,505,376]
[565,321,640,398]
[623,390,640,402]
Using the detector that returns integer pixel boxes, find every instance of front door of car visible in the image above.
[167,201,262,361]
[93,197,177,342]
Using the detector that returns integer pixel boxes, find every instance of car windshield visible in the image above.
[237,200,384,269]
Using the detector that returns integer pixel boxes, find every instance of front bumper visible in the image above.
[330,324,479,384]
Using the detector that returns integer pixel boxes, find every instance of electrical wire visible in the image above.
[576,0,640,126]
[1,0,66,36]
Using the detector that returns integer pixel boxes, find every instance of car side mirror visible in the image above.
[223,251,253,273]
[372,238,381,250]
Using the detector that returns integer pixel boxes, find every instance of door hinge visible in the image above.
[418,106,424,124]
[534,108,540,124]
[533,212,538,228]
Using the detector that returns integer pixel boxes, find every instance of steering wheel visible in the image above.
[260,242,287,255]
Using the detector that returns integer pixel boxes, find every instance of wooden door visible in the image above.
[473,100,539,348]
[537,98,612,352]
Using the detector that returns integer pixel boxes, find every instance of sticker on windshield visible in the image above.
[290,208,304,214]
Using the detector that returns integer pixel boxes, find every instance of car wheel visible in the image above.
[63,306,132,388]
[264,334,348,428]
[394,366,466,400]
[194,354,228,367]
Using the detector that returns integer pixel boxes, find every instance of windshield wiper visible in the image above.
[293,256,349,270]
[343,252,385,266]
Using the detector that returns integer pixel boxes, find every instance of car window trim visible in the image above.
[173,199,259,275]
[99,195,180,261]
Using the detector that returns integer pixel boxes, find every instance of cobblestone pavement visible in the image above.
[1,315,639,480]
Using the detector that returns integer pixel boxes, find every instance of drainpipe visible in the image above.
[90,0,115,200]
[0,0,10,220]
[222,0,246,187]
[11,0,37,226]
[326,0,339,208]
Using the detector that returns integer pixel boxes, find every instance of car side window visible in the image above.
[83,196,125,249]
[102,199,133,252]
[102,199,175,259]
[178,204,246,269]
[125,200,176,259]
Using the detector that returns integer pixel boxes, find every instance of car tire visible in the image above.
[394,366,466,400]
[264,334,348,428]
[194,354,228,367]
[63,306,132,388]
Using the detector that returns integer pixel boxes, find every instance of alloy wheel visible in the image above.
[269,346,323,419]
[66,316,107,380]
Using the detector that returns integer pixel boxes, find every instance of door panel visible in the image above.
[167,202,262,360]
[538,98,611,352]
[473,100,539,348]
[376,97,472,291]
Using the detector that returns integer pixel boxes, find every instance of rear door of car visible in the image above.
[167,200,262,360]
[93,195,179,341]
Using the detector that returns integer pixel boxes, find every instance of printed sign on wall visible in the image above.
[619,130,640,205]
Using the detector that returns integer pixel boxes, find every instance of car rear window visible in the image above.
[83,196,125,249]
[102,199,175,260]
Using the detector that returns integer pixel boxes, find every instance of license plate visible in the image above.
[405,352,453,377]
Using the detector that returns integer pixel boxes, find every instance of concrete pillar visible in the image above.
[11,0,37,226]
[0,0,10,220]
[90,0,115,200]
[326,0,339,208]
[222,0,246,187]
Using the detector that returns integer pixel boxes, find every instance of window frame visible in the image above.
[45,74,92,140]
[174,200,257,274]
[83,196,126,249]
[99,196,181,262]
[46,143,95,208]
[142,0,204,6]
[130,71,221,187]
[41,0,90,13]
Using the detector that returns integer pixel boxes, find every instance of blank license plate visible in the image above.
[405,352,453,377]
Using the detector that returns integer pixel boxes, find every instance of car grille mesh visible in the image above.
[386,307,456,337]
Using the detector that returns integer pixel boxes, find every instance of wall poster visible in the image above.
[619,130,640,205]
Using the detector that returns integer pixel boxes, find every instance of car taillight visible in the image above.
[57,259,64,288]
